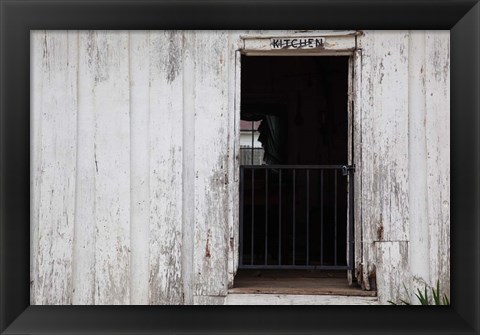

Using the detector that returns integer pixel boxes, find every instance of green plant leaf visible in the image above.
[396,279,449,305]
[424,286,430,305]
[414,291,422,304]
[415,287,429,305]
[402,283,412,301]
[432,289,440,305]
[432,280,441,305]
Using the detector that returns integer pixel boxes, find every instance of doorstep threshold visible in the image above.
[228,286,377,297]
[230,269,376,297]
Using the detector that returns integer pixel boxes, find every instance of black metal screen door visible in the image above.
[239,164,354,270]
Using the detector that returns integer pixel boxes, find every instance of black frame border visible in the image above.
[1,0,479,334]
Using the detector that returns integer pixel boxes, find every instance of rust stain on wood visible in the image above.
[368,265,377,291]
[376,224,384,241]
[205,231,211,258]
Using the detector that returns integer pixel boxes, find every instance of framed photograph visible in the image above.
[1,0,479,334]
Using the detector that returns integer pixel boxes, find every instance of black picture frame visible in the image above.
[1,0,479,334]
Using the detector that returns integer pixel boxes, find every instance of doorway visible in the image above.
[237,55,353,278]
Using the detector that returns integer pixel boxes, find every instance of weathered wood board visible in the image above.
[357,30,450,303]
[358,30,410,246]
[227,42,242,288]
[407,30,431,294]
[424,31,450,299]
[193,295,226,305]
[31,30,78,304]
[72,31,97,305]
[193,31,231,297]
[129,31,151,305]
[148,30,185,305]
[181,30,196,305]
[375,241,410,305]
[243,34,357,53]
[90,31,131,305]
[225,294,379,305]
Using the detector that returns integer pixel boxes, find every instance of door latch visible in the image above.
[342,164,356,176]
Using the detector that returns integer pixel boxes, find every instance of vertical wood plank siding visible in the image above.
[92,31,132,305]
[129,31,151,304]
[424,32,450,300]
[72,31,97,304]
[193,31,230,297]
[408,31,431,297]
[148,31,184,304]
[31,30,450,305]
[357,30,450,304]
[32,31,78,304]
[181,30,196,305]
[357,31,411,297]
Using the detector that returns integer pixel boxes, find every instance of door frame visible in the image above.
[227,30,362,287]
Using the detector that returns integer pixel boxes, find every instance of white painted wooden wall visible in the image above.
[31,30,240,305]
[31,30,449,305]
[355,31,450,304]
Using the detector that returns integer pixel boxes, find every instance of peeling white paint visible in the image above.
[32,30,77,305]
[90,31,131,305]
[148,30,184,305]
[193,31,231,297]
[424,31,450,300]
[129,31,151,305]
[408,30,431,297]
[225,294,379,305]
[31,30,450,305]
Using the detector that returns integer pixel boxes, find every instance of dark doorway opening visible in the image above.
[238,55,352,272]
